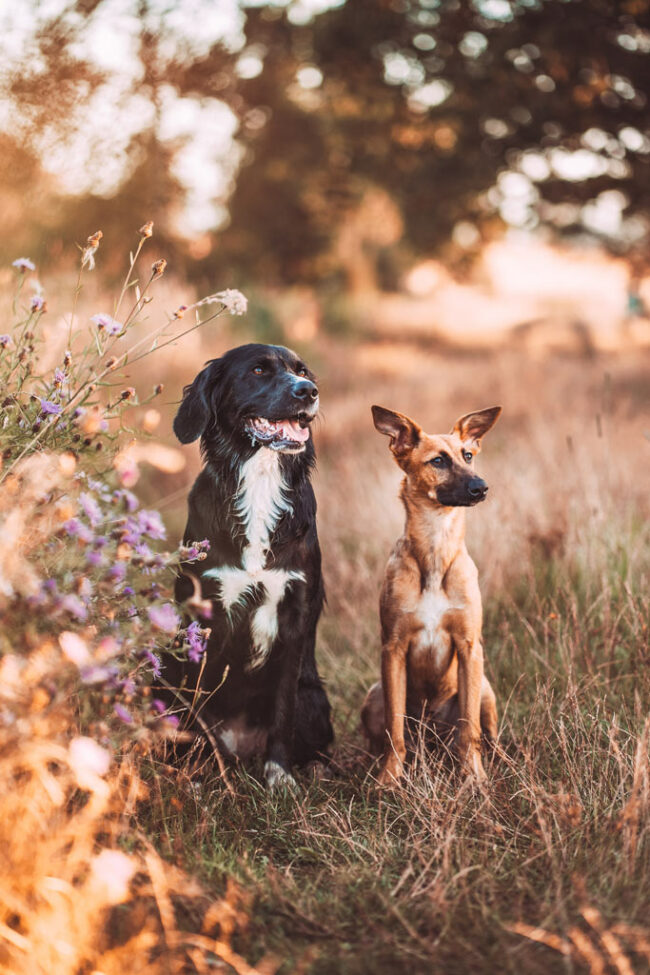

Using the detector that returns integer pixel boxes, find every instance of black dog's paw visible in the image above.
[264,760,298,792]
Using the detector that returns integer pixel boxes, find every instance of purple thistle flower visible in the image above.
[31,295,46,312]
[91,313,123,335]
[79,491,103,527]
[151,698,167,714]
[114,703,133,724]
[81,664,116,685]
[40,399,62,416]
[137,509,166,540]
[0,334,12,349]
[143,648,161,677]
[108,563,127,583]
[61,594,88,620]
[147,603,180,634]
[122,586,135,596]
[113,489,139,512]
[164,714,180,728]
[86,550,104,567]
[12,257,35,272]
[186,621,207,663]
[53,367,65,386]
[134,542,153,560]
[63,518,94,544]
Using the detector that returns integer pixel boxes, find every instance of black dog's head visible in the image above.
[173,343,319,456]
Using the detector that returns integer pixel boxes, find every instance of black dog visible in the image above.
[167,343,333,789]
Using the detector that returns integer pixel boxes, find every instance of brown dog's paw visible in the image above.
[375,756,405,788]
[460,749,488,787]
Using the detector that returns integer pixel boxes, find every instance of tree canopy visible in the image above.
[1,0,649,286]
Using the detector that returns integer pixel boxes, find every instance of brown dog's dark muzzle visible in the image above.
[468,477,488,501]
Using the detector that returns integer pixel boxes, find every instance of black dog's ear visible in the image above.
[173,361,220,444]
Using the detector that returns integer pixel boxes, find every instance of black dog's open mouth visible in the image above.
[245,414,313,450]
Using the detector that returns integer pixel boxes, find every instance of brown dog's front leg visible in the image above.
[377,627,412,786]
[455,639,486,782]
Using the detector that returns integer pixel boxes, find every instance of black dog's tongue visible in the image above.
[278,419,309,443]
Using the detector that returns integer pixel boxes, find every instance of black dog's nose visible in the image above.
[468,477,488,499]
[292,379,319,402]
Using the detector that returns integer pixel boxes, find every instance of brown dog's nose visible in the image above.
[468,477,488,499]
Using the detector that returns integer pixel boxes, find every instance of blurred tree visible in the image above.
[220,0,650,286]
[0,0,648,287]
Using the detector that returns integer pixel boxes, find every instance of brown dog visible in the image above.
[361,404,501,786]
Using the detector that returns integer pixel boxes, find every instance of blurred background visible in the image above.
[2,0,650,333]
[1,0,649,685]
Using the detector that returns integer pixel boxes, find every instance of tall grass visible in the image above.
[139,340,649,973]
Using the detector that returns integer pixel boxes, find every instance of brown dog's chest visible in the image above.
[407,586,456,697]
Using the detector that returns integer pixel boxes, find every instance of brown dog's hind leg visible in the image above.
[480,676,498,745]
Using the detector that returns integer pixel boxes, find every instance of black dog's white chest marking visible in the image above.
[204,449,305,668]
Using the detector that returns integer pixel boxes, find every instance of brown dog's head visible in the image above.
[371,404,501,507]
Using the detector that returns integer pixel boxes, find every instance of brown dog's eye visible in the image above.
[430,456,444,466]
[463,450,473,464]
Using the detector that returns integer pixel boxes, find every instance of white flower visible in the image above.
[215,289,248,315]
[12,257,35,272]
[59,630,91,666]
[89,850,136,905]
[69,736,111,791]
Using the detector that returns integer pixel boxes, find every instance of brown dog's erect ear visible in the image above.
[452,406,501,447]
[372,405,421,456]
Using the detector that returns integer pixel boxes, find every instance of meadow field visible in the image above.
[1,259,649,974]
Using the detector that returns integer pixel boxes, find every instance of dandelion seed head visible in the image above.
[220,289,248,315]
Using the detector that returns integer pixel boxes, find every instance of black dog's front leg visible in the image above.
[263,589,312,790]
[264,637,302,790]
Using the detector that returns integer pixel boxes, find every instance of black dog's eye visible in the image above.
[252,365,264,375]
[297,367,307,377]
[463,450,473,464]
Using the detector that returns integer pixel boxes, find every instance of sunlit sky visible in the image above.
[0,0,647,245]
